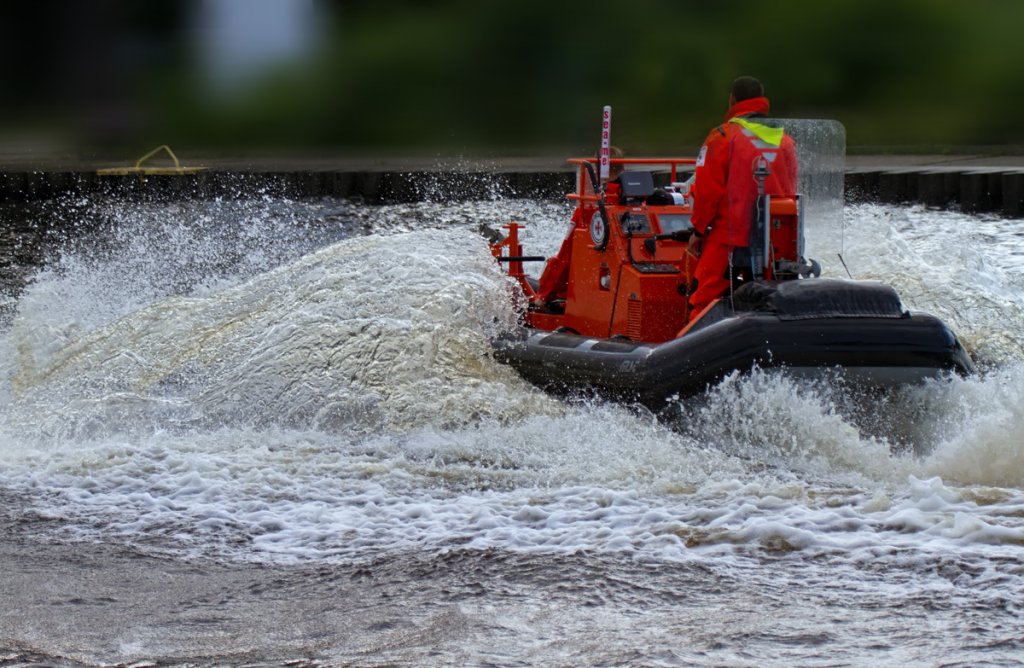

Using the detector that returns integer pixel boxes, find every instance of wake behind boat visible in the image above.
[489,113,973,410]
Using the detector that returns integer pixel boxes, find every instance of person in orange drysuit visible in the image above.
[533,147,624,307]
[687,76,798,322]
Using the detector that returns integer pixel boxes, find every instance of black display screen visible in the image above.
[657,213,693,234]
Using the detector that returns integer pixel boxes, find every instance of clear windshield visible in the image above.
[761,118,846,270]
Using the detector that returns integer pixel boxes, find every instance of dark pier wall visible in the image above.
[844,166,1024,217]
[3,161,1024,216]
[0,170,576,205]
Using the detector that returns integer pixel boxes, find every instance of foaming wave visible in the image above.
[391,402,740,493]
[681,368,908,482]
[12,197,363,341]
[920,364,1024,488]
[839,204,1024,366]
[5,372,1022,565]
[6,196,569,346]
[675,360,1024,492]
[4,197,1024,569]
[0,401,740,563]
[3,227,555,441]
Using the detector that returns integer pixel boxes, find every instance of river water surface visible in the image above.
[1,193,1023,666]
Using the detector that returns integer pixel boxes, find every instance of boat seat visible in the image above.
[729,195,803,282]
[730,279,906,319]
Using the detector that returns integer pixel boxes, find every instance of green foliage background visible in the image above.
[6,0,1024,155]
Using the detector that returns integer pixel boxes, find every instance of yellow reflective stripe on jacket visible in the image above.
[729,117,785,147]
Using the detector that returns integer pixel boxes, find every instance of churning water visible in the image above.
[1,193,1023,667]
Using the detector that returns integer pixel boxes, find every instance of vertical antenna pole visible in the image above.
[599,106,612,184]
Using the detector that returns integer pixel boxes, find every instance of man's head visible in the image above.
[728,76,764,107]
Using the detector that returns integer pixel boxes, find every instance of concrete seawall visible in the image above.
[3,155,1024,215]
[845,164,1024,216]
[0,169,576,205]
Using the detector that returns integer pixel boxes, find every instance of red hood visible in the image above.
[724,96,770,122]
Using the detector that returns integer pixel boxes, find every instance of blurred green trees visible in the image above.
[4,0,1024,154]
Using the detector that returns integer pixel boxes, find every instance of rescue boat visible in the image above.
[489,120,973,410]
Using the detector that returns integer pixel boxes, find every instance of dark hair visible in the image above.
[731,76,764,102]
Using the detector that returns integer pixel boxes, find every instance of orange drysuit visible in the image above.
[688,96,797,321]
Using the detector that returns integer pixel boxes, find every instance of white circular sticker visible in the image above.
[589,211,607,248]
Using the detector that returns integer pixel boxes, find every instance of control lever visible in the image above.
[643,228,694,255]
